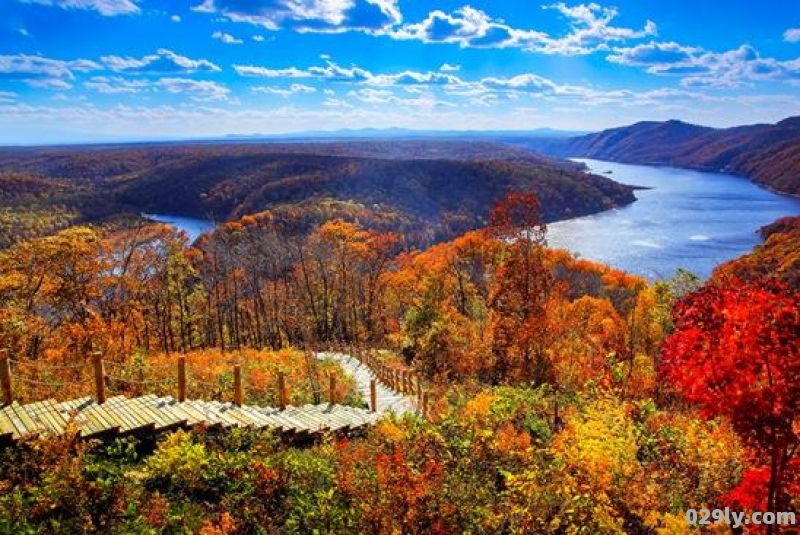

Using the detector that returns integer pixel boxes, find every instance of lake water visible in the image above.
[548,159,800,281]
[143,213,216,243]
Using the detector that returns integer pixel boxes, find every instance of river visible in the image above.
[143,213,216,243]
[547,159,800,280]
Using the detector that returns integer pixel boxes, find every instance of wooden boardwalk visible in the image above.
[0,395,381,443]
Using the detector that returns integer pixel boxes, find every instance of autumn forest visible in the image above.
[0,142,797,535]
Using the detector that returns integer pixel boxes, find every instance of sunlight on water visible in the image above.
[547,159,800,281]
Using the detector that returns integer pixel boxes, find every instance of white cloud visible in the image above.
[235,60,371,81]
[84,75,150,94]
[252,83,317,97]
[171,14,181,22]
[157,78,230,101]
[193,0,401,33]
[0,53,101,89]
[439,63,461,72]
[20,0,140,16]
[785,28,800,43]
[390,3,655,54]
[610,42,800,87]
[235,58,464,89]
[212,31,243,44]
[102,49,221,74]
[252,34,265,42]
[347,87,454,108]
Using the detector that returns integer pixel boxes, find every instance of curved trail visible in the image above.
[317,352,416,417]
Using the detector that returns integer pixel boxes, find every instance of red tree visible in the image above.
[660,279,799,530]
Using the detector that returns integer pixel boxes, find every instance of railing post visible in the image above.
[278,371,287,410]
[416,373,423,408]
[0,350,12,406]
[92,351,106,404]
[233,364,243,407]
[370,379,377,413]
[329,373,336,404]
[177,355,187,402]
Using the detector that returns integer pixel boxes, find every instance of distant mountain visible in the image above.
[520,117,800,196]
[218,127,589,142]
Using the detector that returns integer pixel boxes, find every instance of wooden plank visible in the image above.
[0,406,22,439]
[219,406,259,427]
[156,399,202,426]
[146,398,190,428]
[81,405,120,437]
[283,407,325,432]
[23,401,61,436]
[120,397,165,429]
[172,400,214,427]
[11,402,40,437]
[137,396,187,428]
[40,400,69,435]
[252,407,299,433]
[255,407,304,432]
[106,396,155,431]
[197,402,244,428]
[128,397,183,431]
[85,404,121,433]
[104,397,153,434]
[183,401,236,428]
[308,405,353,432]
[240,406,280,430]
[311,406,355,431]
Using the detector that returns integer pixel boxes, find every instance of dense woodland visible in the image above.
[0,166,797,534]
[0,141,634,250]
[523,116,800,195]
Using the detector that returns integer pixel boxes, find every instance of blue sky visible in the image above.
[0,0,798,144]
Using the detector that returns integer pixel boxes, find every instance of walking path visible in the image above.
[317,352,417,417]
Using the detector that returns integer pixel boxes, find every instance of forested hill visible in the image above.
[521,116,800,196]
[0,141,634,247]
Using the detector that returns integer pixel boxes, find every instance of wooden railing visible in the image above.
[0,349,364,412]
[349,347,433,418]
[1,347,433,418]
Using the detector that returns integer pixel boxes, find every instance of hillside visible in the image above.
[521,116,800,195]
[0,141,634,247]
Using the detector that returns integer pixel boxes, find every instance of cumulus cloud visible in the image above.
[610,42,800,87]
[157,78,230,101]
[390,3,655,54]
[235,58,467,88]
[84,75,150,93]
[347,87,454,108]
[785,28,800,43]
[0,53,101,89]
[193,0,401,33]
[252,83,317,97]
[235,59,371,81]
[20,0,140,16]
[212,31,243,44]
[439,63,461,72]
[607,42,701,69]
[171,14,181,22]
[102,49,221,74]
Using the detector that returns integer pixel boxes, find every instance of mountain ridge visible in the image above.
[519,116,800,196]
